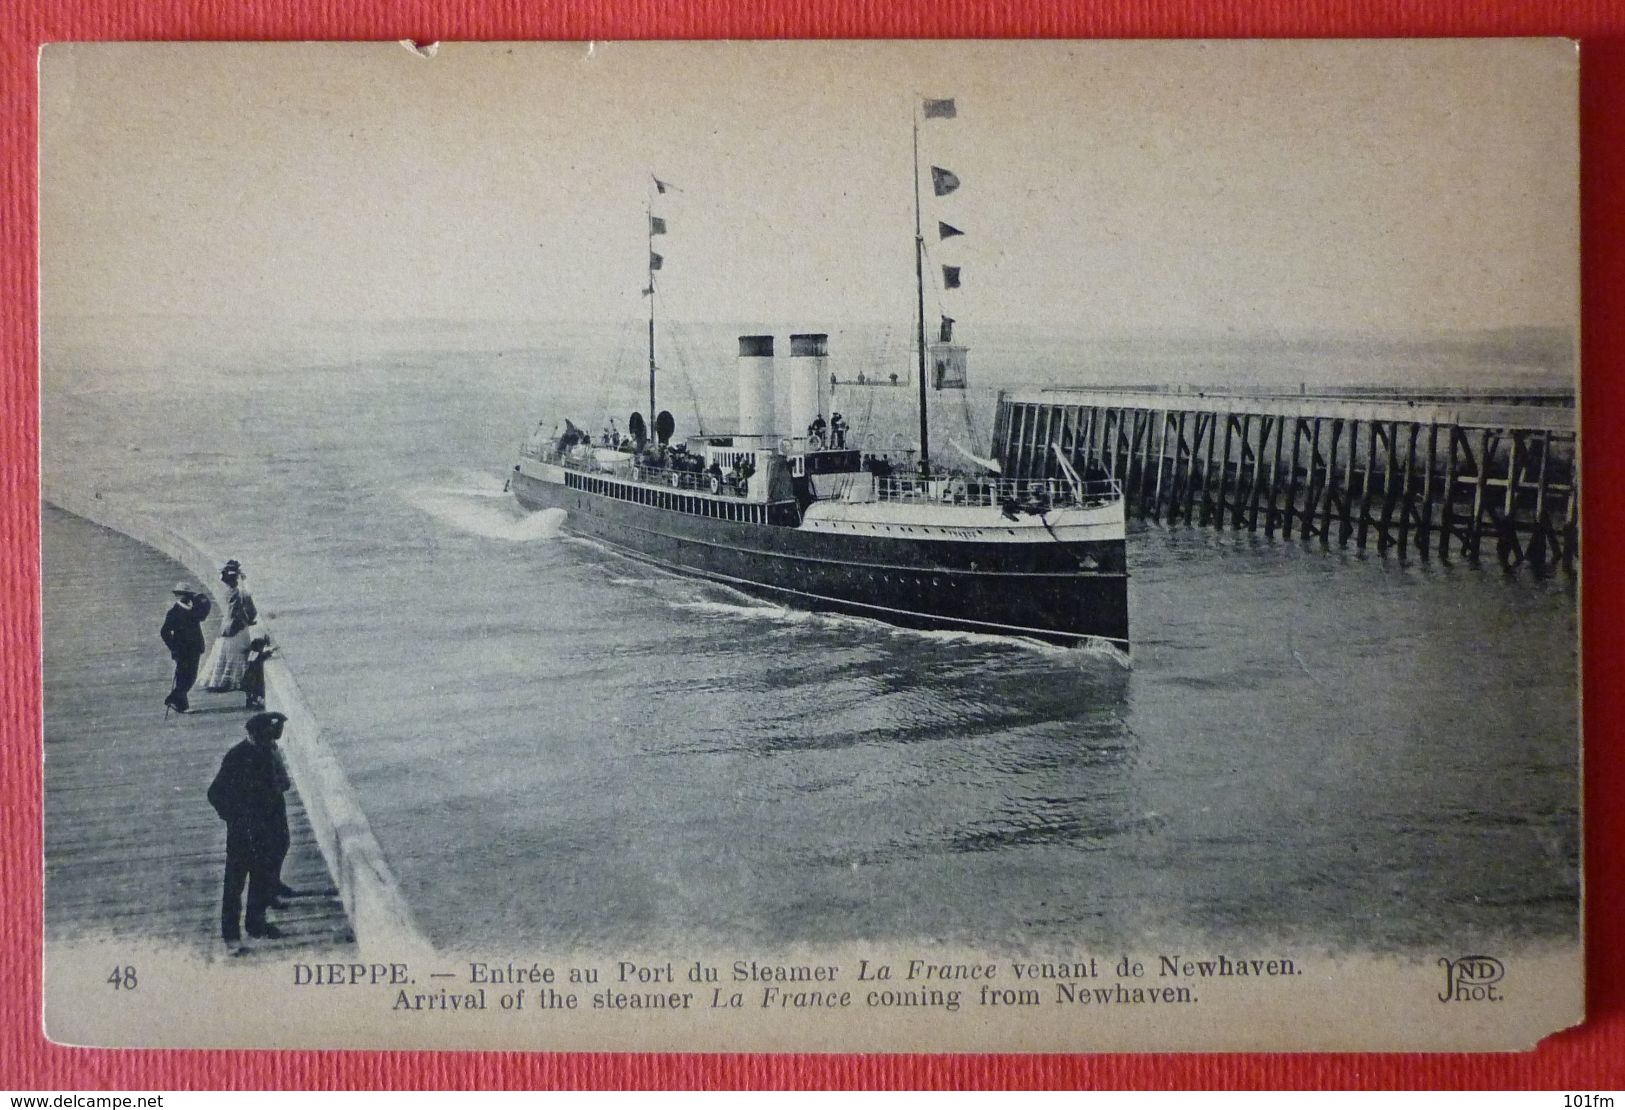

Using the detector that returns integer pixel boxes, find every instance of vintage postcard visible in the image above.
[38,39,1581,1052]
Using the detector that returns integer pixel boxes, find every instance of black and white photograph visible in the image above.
[39,40,1581,1051]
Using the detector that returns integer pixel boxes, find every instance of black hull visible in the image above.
[511,470,1129,647]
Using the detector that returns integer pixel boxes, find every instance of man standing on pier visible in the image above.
[207,711,292,946]
[159,581,210,714]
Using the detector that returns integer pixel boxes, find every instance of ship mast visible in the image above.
[647,199,657,440]
[912,114,931,478]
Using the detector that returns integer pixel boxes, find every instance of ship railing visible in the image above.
[780,434,853,454]
[533,446,638,475]
[874,475,1122,508]
[631,464,752,498]
[524,444,587,466]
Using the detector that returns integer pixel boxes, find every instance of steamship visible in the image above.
[508,100,1129,647]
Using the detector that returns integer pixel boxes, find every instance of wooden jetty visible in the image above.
[992,386,1578,570]
[42,505,354,955]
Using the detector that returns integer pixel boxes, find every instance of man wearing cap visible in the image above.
[207,711,292,944]
[159,581,211,714]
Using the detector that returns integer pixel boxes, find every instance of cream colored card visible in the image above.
[39,39,1580,1051]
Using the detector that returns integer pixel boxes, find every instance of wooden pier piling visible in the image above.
[994,386,1577,571]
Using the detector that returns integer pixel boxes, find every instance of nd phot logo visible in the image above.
[1437,955,1505,1003]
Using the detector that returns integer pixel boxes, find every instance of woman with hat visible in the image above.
[200,559,259,694]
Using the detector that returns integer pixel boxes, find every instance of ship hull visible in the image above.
[511,467,1129,647]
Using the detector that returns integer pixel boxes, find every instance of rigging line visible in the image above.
[609,319,635,380]
[569,317,633,431]
[650,286,707,435]
[856,373,878,446]
[673,322,710,435]
[595,317,639,424]
[958,386,985,456]
[918,236,955,323]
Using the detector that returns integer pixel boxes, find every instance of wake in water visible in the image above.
[533,509,1131,666]
[404,479,565,542]
[444,468,519,499]
[671,579,1132,667]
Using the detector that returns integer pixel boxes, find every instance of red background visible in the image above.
[3,0,1622,1091]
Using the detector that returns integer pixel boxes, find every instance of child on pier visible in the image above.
[242,634,276,710]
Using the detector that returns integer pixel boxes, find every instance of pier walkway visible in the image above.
[994,385,1578,570]
[42,505,353,955]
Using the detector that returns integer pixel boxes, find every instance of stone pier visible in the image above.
[42,505,354,954]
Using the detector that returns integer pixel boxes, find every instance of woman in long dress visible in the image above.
[200,559,258,691]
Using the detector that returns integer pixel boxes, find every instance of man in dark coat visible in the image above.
[159,581,211,713]
[207,711,292,945]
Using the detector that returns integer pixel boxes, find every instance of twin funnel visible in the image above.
[736,335,776,438]
[735,333,830,442]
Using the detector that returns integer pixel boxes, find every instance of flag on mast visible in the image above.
[650,216,667,235]
[650,252,664,271]
[930,167,960,196]
[942,265,962,289]
[938,221,964,239]
[923,98,957,119]
[652,176,678,194]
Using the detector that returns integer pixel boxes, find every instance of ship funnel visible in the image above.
[788,332,829,445]
[737,335,776,439]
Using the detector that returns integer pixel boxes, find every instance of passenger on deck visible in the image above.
[830,412,848,449]
[809,414,827,448]
[1023,486,1052,513]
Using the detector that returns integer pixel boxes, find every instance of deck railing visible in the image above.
[522,440,756,497]
[630,464,751,497]
[874,475,1121,508]
[780,434,855,453]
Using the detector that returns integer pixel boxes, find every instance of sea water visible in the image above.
[40,317,1579,952]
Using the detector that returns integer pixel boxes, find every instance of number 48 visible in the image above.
[107,965,137,990]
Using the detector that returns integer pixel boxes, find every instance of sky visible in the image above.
[40,39,1579,337]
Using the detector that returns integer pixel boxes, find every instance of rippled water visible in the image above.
[41,320,1580,952]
